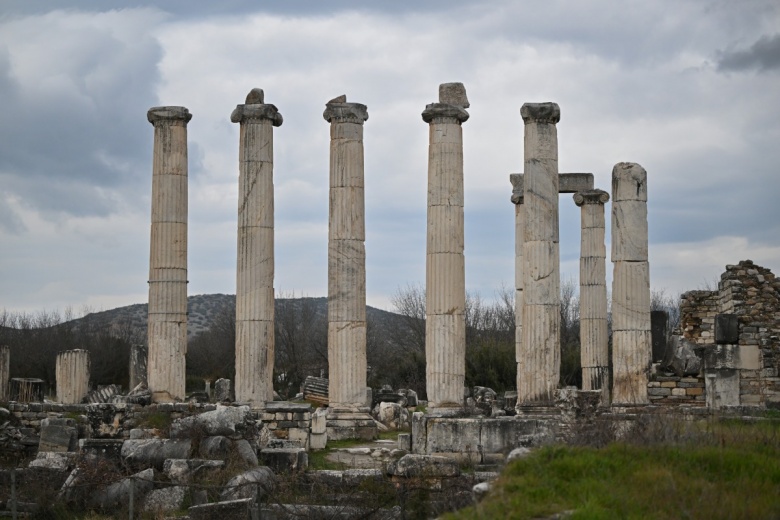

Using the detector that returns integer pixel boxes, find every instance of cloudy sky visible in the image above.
[1,0,779,314]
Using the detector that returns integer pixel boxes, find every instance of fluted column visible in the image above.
[147,106,191,403]
[231,88,283,407]
[0,345,9,402]
[519,102,561,406]
[575,189,610,403]
[56,349,90,404]
[611,162,651,404]
[510,176,526,400]
[422,83,470,411]
[324,95,369,408]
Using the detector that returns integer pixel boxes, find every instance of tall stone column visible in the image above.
[56,349,90,404]
[422,83,469,412]
[510,177,526,400]
[147,106,191,403]
[574,189,610,403]
[322,95,375,439]
[231,89,283,407]
[519,102,561,407]
[611,162,651,405]
[0,345,9,402]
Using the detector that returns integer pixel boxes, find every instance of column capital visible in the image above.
[520,102,560,124]
[422,103,469,124]
[147,106,192,125]
[323,95,368,124]
[574,189,610,206]
[231,104,283,126]
[510,173,524,204]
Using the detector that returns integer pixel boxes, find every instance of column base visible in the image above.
[326,406,377,441]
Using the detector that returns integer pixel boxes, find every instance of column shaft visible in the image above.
[231,91,283,407]
[611,162,651,404]
[575,190,610,403]
[56,349,90,404]
[519,103,561,405]
[510,177,526,399]
[422,84,469,411]
[147,106,191,403]
[324,98,369,408]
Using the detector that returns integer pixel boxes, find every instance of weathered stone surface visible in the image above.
[663,336,702,376]
[170,404,250,438]
[121,439,191,470]
[705,369,740,408]
[163,458,225,484]
[147,105,191,403]
[129,344,147,390]
[199,435,230,459]
[234,439,259,467]
[39,423,78,452]
[714,314,740,344]
[56,349,90,405]
[220,467,275,502]
[92,468,154,510]
[507,447,532,462]
[189,498,254,520]
[439,82,469,108]
[387,454,460,478]
[79,438,124,463]
[28,451,77,470]
[143,485,187,513]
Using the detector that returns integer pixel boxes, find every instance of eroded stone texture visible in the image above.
[56,349,90,405]
[422,84,470,411]
[231,89,283,407]
[511,177,525,400]
[574,190,610,403]
[0,345,8,402]
[323,96,369,410]
[611,162,650,404]
[146,106,192,403]
[519,102,561,406]
[129,344,147,390]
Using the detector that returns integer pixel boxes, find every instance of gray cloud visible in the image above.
[717,33,780,72]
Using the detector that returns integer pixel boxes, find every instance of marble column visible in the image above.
[611,162,651,405]
[510,178,526,400]
[231,88,283,407]
[422,83,470,411]
[147,106,191,403]
[574,189,610,403]
[519,102,561,406]
[56,349,90,404]
[324,95,369,409]
[0,345,9,402]
[129,343,147,390]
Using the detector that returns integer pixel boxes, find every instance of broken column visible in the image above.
[422,83,470,412]
[0,345,8,402]
[519,102,561,408]
[129,344,147,390]
[323,95,376,440]
[611,162,651,405]
[56,349,90,404]
[146,106,192,403]
[510,177,526,401]
[231,88,283,407]
[574,189,610,403]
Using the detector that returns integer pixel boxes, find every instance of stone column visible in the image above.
[574,189,610,403]
[129,344,147,390]
[422,83,470,412]
[510,178,526,400]
[519,102,561,407]
[611,162,651,405]
[231,88,283,407]
[147,106,191,403]
[324,95,369,409]
[0,345,9,402]
[56,349,90,404]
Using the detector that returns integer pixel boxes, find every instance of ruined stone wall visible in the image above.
[647,375,705,406]
[676,260,780,409]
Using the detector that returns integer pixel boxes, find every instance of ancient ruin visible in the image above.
[232,88,283,407]
[146,106,192,403]
[323,95,376,439]
[55,349,90,405]
[423,83,469,412]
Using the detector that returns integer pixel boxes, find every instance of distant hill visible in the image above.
[66,294,405,340]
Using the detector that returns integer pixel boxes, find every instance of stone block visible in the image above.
[121,439,191,470]
[705,369,740,409]
[143,486,187,514]
[39,424,78,452]
[220,467,276,502]
[651,310,669,362]
[288,427,309,449]
[715,314,739,344]
[189,498,254,520]
[309,433,327,450]
[387,454,459,478]
[260,448,308,472]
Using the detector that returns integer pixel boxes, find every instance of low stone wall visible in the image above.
[648,375,705,406]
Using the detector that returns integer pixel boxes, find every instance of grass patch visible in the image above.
[446,419,780,520]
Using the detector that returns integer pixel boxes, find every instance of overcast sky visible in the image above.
[1,0,779,314]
